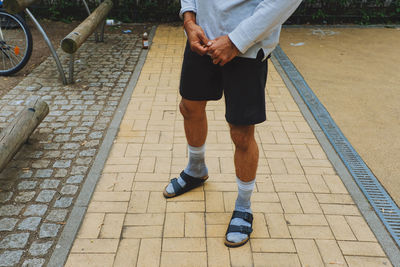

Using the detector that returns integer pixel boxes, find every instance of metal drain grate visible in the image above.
[273,45,400,247]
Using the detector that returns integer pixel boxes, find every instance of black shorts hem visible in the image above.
[180,93,222,102]
[225,115,267,126]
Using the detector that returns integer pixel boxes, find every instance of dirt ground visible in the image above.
[279,27,400,205]
[0,19,151,98]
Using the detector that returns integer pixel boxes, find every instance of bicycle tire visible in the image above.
[0,9,32,76]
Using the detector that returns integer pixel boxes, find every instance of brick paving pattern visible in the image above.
[0,33,141,266]
[65,25,392,267]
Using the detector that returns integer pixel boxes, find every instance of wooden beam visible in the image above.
[0,97,49,173]
[61,0,113,54]
[3,0,40,14]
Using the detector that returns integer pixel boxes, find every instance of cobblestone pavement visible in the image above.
[64,25,392,266]
[0,32,142,266]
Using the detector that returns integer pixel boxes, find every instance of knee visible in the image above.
[179,100,205,120]
[230,125,255,151]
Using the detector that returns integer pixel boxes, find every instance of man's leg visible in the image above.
[164,98,209,195]
[181,99,208,147]
[226,124,258,245]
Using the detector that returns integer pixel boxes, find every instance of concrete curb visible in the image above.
[271,52,400,266]
[47,25,158,267]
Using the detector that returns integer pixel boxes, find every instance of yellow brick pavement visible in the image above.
[65,25,391,267]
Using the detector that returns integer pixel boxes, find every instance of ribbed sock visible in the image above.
[166,144,208,194]
[226,177,255,243]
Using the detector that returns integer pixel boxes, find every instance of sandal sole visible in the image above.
[224,237,250,248]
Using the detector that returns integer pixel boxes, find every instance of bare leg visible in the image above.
[180,98,208,146]
[229,124,258,182]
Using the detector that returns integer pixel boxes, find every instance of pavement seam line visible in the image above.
[47,25,158,267]
[271,50,400,266]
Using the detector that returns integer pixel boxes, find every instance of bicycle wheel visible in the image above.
[0,10,32,76]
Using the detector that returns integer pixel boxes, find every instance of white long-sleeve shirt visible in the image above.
[180,0,302,59]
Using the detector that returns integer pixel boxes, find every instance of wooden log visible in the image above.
[0,97,49,173]
[3,0,40,14]
[61,0,113,54]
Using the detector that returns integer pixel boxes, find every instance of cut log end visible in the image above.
[61,39,77,54]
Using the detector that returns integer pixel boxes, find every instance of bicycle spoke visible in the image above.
[0,11,32,74]
[1,47,18,68]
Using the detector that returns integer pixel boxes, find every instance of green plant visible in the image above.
[35,0,400,24]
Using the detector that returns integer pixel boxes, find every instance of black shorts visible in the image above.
[179,43,269,125]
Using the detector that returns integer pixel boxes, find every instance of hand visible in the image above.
[207,35,240,66]
[183,13,210,56]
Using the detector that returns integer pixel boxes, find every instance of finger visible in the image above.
[191,42,208,55]
[198,32,210,46]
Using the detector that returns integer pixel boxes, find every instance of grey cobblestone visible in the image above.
[36,190,56,203]
[46,210,68,222]
[0,233,30,248]
[0,250,24,266]
[75,158,92,166]
[60,185,78,195]
[18,181,37,190]
[22,258,45,267]
[32,160,50,169]
[54,197,73,208]
[62,143,80,150]
[55,169,68,178]
[54,135,70,142]
[53,160,71,168]
[35,169,53,178]
[43,151,61,159]
[29,241,53,256]
[39,223,60,238]
[0,205,24,216]
[89,131,103,139]
[0,32,142,265]
[71,166,88,175]
[0,218,18,231]
[54,127,71,134]
[15,191,36,203]
[66,175,84,184]
[23,205,47,216]
[18,217,41,231]
[40,180,60,189]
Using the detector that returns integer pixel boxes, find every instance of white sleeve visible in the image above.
[180,0,197,19]
[228,0,302,53]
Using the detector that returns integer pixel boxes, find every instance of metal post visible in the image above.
[82,0,91,15]
[100,19,106,42]
[24,8,67,85]
[68,54,74,84]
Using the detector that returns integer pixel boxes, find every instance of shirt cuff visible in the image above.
[179,7,197,20]
[228,27,255,54]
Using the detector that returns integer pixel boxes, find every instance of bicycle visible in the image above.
[0,0,33,76]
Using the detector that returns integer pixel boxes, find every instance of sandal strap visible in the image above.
[226,225,253,235]
[180,171,205,184]
[232,211,253,224]
[170,178,182,193]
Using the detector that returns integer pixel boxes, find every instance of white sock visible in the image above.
[166,144,208,194]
